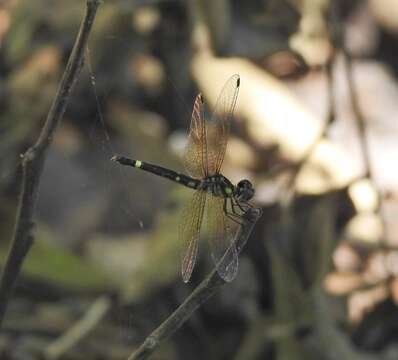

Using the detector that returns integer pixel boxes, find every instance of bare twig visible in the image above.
[43,296,112,360]
[278,54,337,208]
[294,56,336,171]
[343,52,372,179]
[279,0,342,201]
[0,0,101,326]
[127,207,262,360]
[330,0,385,242]
[342,51,386,242]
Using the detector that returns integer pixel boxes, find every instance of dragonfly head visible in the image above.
[235,179,254,201]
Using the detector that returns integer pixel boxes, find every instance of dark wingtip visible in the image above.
[199,93,204,104]
[236,76,240,87]
[181,269,191,283]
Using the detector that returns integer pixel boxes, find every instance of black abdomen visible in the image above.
[112,156,201,190]
[200,175,234,198]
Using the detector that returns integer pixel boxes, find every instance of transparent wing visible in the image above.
[183,94,207,178]
[206,74,240,175]
[205,196,239,282]
[179,190,206,283]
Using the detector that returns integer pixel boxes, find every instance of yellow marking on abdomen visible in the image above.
[135,160,142,168]
[225,187,233,195]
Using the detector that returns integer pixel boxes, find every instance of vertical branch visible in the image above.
[297,56,337,165]
[342,50,387,242]
[343,52,372,179]
[0,0,101,327]
[276,1,339,206]
[330,0,385,237]
[279,54,337,210]
[329,1,386,241]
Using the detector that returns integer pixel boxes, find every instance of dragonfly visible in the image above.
[112,74,257,283]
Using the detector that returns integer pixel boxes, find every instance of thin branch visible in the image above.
[43,296,112,360]
[294,56,337,173]
[330,0,385,240]
[278,54,337,209]
[342,50,387,243]
[279,1,341,203]
[0,0,101,327]
[343,52,372,179]
[127,207,262,360]
[329,1,387,244]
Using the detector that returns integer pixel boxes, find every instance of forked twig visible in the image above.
[0,0,101,326]
[127,207,262,360]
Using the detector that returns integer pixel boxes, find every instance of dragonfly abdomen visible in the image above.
[111,156,200,190]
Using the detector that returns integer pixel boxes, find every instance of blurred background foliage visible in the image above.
[2,0,398,359]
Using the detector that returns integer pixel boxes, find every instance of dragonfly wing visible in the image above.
[205,195,239,282]
[183,94,208,178]
[206,74,240,175]
[179,190,206,283]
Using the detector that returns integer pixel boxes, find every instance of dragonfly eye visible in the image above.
[236,179,254,201]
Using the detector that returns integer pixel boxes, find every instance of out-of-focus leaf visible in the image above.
[87,186,186,303]
[0,227,111,291]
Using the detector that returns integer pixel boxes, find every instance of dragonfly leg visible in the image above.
[226,213,245,225]
[234,196,255,212]
[241,201,254,209]
[231,197,258,223]
[223,198,245,225]
[231,196,247,214]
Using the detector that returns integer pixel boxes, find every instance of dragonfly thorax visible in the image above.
[200,175,235,198]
